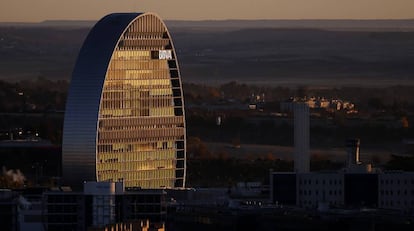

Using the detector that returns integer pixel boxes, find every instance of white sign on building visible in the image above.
[159,50,172,60]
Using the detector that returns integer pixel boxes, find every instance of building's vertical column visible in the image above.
[294,103,310,173]
[84,182,122,227]
[346,138,360,169]
[269,169,274,203]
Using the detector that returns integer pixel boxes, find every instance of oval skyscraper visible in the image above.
[62,13,186,189]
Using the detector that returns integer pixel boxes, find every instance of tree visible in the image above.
[368,97,385,110]
[0,167,26,188]
[187,136,211,159]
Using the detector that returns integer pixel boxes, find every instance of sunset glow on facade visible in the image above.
[62,13,186,189]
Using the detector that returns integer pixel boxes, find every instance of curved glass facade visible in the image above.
[62,13,186,189]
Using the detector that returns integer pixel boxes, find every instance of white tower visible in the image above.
[294,103,310,173]
[346,138,360,168]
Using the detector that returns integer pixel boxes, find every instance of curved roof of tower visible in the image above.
[62,12,186,189]
[63,13,145,188]
[73,13,142,77]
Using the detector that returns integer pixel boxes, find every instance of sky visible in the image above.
[1,0,414,22]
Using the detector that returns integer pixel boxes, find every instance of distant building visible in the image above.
[271,101,414,211]
[270,140,414,212]
[280,97,355,113]
[293,103,310,173]
[62,13,186,189]
[316,98,330,108]
[345,139,360,168]
[271,170,414,212]
[379,172,414,210]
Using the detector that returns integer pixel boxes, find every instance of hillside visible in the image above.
[1,20,414,86]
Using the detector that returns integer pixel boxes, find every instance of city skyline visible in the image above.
[1,0,414,22]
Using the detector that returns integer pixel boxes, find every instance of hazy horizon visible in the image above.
[1,0,414,22]
[3,18,414,24]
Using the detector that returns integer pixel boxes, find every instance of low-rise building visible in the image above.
[42,182,167,231]
[271,169,414,212]
[0,189,18,231]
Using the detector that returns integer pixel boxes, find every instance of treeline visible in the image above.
[1,79,413,115]
[0,78,68,143]
[183,81,414,116]
[0,77,68,112]
[186,109,414,148]
[186,158,346,188]
[1,79,414,147]
[186,136,414,187]
[186,136,343,187]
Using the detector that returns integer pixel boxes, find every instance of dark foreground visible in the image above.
[167,204,414,231]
